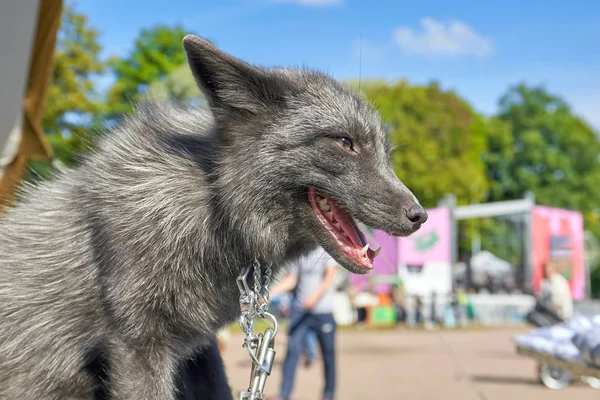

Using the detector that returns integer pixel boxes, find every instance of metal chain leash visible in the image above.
[236,260,278,400]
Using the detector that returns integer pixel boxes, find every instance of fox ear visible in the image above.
[183,35,284,116]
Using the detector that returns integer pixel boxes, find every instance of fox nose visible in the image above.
[405,205,428,225]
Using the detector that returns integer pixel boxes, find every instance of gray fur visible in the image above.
[0,35,424,399]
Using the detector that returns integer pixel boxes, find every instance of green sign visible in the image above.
[414,230,439,252]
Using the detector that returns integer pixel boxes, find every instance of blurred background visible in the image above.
[1,0,599,399]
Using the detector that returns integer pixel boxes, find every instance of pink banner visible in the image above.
[398,207,451,265]
[350,227,398,293]
[349,207,451,295]
[532,206,585,301]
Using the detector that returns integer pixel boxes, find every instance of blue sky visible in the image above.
[75,0,600,130]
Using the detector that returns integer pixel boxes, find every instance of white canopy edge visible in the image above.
[0,0,41,176]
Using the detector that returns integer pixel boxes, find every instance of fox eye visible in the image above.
[336,137,354,152]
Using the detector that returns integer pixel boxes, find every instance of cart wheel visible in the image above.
[539,363,571,389]
[581,376,600,389]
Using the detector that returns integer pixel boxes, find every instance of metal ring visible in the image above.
[260,312,279,338]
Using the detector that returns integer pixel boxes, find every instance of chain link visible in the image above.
[236,260,278,400]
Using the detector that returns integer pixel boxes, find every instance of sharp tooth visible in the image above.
[359,243,369,256]
[374,247,381,258]
[318,197,329,209]
[333,222,342,230]
[326,210,334,220]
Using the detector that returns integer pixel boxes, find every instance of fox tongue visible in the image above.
[329,199,365,248]
[330,200,376,261]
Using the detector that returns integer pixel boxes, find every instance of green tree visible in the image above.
[145,62,206,107]
[28,5,105,180]
[487,84,600,235]
[144,39,217,107]
[105,25,191,121]
[480,116,515,202]
[489,84,600,295]
[354,80,489,208]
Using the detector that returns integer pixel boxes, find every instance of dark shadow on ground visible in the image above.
[470,374,539,387]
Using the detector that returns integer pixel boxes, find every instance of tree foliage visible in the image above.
[105,25,190,121]
[355,80,489,208]
[145,62,205,107]
[144,38,218,107]
[487,84,600,236]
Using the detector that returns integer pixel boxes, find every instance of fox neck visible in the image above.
[209,149,307,267]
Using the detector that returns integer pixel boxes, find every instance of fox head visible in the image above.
[183,35,427,274]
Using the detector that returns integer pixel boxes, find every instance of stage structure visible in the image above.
[350,192,589,302]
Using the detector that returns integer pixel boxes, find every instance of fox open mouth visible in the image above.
[308,187,380,272]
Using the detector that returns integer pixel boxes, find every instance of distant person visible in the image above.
[456,289,468,326]
[353,282,377,326]
[465,289,477,322]
[301,330,319,367]
[543,260,574,320]
[429,291,438,324]
[391,282,407,324]
[414,295,423,324]
[449,290,460,324]
[273,292,318,367]
[484,272,496,294]
[269,247,339,400]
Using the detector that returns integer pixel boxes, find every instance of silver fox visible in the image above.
[0,35,427,399]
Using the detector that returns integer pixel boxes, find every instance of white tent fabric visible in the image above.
[470,250,513,276]
[0,117,22,173]
[0,0,40,178]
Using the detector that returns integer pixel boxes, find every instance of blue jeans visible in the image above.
[303,329,318,363]
[280,305,337,400]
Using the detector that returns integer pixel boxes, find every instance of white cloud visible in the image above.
[393,17,493,58]
[273,0,342,6]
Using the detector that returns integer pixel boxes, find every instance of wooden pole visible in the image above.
[0,0,62,214]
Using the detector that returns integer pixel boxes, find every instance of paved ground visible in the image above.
[221,327,599,400]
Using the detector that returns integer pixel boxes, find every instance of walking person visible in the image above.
[275,292,319,367]
[542,260,574,320]
[391,282,407,325]
[301,330,319,367]
[269,246,339,400]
